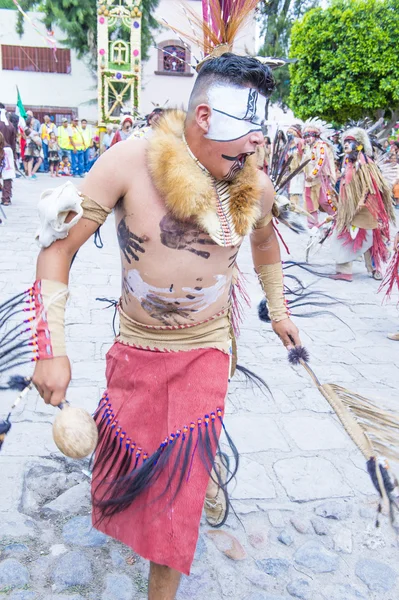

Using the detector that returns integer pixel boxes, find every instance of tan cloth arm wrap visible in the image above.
[254,211,273,229]
[256,263,289,322]
[37,280,69,358]
[81,195,112,226]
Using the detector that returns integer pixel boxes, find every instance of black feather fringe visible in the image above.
[92,398,238,526]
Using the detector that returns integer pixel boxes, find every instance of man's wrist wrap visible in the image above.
[256,263,289,322]
[34,280,69,359]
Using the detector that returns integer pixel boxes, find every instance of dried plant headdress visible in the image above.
[160,0,260,71]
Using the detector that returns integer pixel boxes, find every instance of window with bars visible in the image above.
[156,40,193,77]
[1,45,71,74]
[163,45,186,73]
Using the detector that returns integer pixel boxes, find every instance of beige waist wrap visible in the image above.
[117,306,232,355]
[256,263,289,322]
[81,195,112,226]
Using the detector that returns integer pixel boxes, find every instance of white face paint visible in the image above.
[205,83,266,142]
[126,269,228,314]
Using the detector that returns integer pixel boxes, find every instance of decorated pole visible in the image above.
[97,0,142,127]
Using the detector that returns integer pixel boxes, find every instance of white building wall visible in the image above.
[141,0,256,113]
[0,3,256,120]
[0,9,97,121]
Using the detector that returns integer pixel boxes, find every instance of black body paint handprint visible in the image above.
[159,215,216,259]
[117,218,146,263]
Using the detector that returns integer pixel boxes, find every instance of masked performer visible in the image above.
[28,52,300,598]
[329,127,395,282]
[303,118,337,227]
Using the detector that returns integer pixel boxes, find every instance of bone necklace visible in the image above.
[183,136,242,247]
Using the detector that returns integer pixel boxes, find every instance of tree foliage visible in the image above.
[14,0,160,69]
[0,0,17,8]
[289,0,399,124]
[257,0,318,107]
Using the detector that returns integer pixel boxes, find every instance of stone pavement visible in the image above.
[1,173,399,600]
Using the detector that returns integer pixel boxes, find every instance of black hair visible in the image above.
[9,112,19,131]
[194,53,275,98]
[0,103,5,109]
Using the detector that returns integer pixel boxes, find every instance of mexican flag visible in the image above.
[15,86,27,119]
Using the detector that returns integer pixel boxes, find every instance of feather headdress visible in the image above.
[342,127,373,157]
[303,117,335,146]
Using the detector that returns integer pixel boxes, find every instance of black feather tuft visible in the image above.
[288,346,310,365]
[258,298,270,322]
[0,375,31,391]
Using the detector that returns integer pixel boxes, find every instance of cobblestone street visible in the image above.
[1,173,399,600]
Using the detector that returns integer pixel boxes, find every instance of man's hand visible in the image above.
[272,318,301,350]
[32,356,71,406]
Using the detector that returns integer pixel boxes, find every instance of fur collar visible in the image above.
[147,110,261,239]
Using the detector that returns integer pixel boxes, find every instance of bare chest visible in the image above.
[116,177,239,325]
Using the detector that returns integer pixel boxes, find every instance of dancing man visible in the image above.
[329,127,395,282]
[32,54,300,599]
[302,118,337,227]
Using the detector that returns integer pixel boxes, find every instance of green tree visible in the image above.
[257,0,318,107]
[13,0,160,68]
[0,0,17,8]
[289,0,399,124]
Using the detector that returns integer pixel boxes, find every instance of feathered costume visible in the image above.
[302,118,337,227]
[330,126,395,279]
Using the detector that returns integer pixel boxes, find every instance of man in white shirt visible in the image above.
[101,125,114,153]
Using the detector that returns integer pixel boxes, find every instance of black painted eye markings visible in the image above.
[117,217,146,263]
[243,88,258,122]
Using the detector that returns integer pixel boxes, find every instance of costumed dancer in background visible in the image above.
[29,10,301,600]
[130,107,165,139]
[329,127,395,282]
[287,124,304,207]
[0,104,16,206]
[302,118,337,227]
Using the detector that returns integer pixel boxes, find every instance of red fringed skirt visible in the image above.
[91,342,230,575]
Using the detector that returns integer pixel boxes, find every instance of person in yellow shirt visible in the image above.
[57,118,73,164]
[80,118,93,173]
[70,116,85,178]
[40,115,57,172]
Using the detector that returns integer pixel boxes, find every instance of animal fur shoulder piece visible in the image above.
[146,110,262,240]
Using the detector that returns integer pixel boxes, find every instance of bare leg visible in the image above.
[148,562,181,600]
[32,158,42,175]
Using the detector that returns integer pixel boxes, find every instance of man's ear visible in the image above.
[195,104,211,134]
